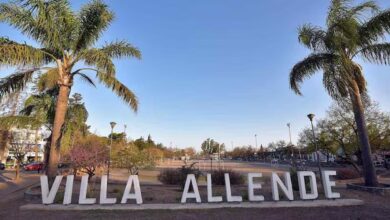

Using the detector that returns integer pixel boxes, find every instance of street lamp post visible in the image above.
[287,123,294,157]
[107,121,116,181]
[307,114,323,184]
[123,124,127,144]
[254,134,258,149]
[208,139,213,171]
[287,123,292,145]
[255,134,259,161]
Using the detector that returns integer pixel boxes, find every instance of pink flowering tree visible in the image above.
[68,137,108,179]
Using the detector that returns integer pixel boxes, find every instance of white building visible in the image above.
[2,127,47,163]
[309,151,336,162]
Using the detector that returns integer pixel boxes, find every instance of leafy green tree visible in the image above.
[108,132,126,142]
[201,138,220,156]
[133,137,148,150]
[0,0,140,180]
[113,144,154,175]
[60,93,89,154]
[290,0,390,186]
[201,138,224,169]
[1,90,90,166]
[298,100,390,173]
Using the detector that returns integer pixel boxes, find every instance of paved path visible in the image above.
[0,170,40,198]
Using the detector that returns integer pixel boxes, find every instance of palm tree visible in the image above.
[290,0,390,186]
[0,89,90,170]
[0,0,140,180]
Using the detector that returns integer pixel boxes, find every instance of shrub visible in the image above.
[54,191,64,204]
[336,168,361,180]
[158,162,201,188]
[158,169,182,185]
[208,169,244,185]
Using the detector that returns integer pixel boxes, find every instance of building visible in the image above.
[1,127,47,164]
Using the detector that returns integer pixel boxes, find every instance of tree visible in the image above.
[201,138,221,156]
[201,138,224,169]
[0,90,91,170]
[289,0,390,186]
[133,137,148,150]
[67,135,108,179]
[113,144,154,175]
[184,147,196,158]
[0,89,29,163]
[108,132,126,142]
[327,99,390,152]
[9,129,33,180]
[298,100,390,172]
[60,93,89,154]
[0,0,140,180]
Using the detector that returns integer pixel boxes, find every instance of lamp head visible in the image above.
[307,114,315,121]
[110,122,117,129]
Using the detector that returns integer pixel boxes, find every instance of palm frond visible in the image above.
[0,115,42,130]
[0,68,37,101]
[290,53,338,95]
[359,43,390,65]
[349,1,379,19]
[96,72,138,112]
[0,1,75,53]
[20,92,56,124]
[323,63,350,100]
[74,0,114,51]
[37,68,59,92]
[359,9,390,44]
[73,72,96,87]
[0,37,49,66]
[327,0,351,26]
[101,40,141,59]
[79,49,116,76]
[298,24,328,51]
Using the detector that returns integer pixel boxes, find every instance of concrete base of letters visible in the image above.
[20,199,364,211]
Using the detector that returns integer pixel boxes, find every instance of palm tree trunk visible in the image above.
[47,85,70,181]
[34,129,39,162]
[43,133,51,171]
[350,80,378,187]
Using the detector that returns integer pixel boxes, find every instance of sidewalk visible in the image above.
[0,170,40,198]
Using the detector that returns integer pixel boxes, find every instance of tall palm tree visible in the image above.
[290,0,390,186]
[0,0,140,180]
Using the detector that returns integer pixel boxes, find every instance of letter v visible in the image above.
[40,175,63,204]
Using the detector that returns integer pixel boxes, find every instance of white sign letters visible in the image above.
[39,170,340,205]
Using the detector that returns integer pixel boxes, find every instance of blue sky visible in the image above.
[1,0,390,151]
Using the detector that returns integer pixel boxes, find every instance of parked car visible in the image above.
[0,163,5,170]
[58,163,71,169]
[24,162,43,171]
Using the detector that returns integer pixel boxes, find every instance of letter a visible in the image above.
[181,174,201,203]
[121,175,143,204]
